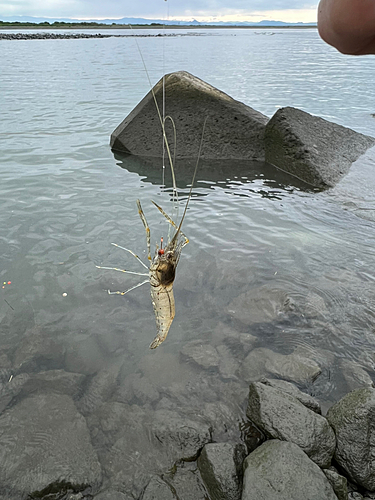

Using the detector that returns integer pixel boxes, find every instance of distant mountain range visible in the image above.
[0,15,317,26]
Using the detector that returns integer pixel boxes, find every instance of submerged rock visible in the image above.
[13,328,65,373]
[0,392,102,499]
[265,106,375,188]
[340,359,374,391]
[197,442,246,500]
[142,476,176,500]
[165,461,209,500]
[110,71,268,160]
[241,347,321,385]
[91,402,211,497]
[326,387,375,491]
[77,366,120,415]
[180,340,220,370]
[94,491,132,500]
[246,381,335,468]
[242,440,338,500]
[227,286,295,325]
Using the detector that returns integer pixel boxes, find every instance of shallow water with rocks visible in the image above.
[1,27,375,498]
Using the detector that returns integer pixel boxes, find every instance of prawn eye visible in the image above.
[158,249,165,256]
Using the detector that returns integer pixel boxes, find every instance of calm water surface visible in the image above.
[1,27,375,490]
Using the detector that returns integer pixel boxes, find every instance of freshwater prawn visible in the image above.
[97,118,207,349]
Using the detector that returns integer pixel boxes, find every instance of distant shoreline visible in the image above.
[0,23,318,30]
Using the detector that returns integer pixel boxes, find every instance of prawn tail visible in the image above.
[150,283,175,349]
[149,334,167,350]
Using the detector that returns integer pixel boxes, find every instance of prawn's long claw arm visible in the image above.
[151,200,189,246]
[137,199,152,261]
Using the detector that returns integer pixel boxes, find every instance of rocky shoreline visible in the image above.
[0,324,374,499]
[0,32,200,40]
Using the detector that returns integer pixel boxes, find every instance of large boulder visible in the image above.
[242,440,338,500]
[246,381,336,468]
[0,392,102,499]
[110,71,268,160]
[197,443,246,500]
[265,106,375,188]
[326,388,375,490]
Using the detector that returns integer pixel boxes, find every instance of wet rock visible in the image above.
[180,340,220,370]
[81,403,150,498]
[265,106,375,188]
[260,377,321,413]
[242,440,338,500]
[91,403,211,497]
[227,286,295,325]
[115,372,160,405]
[241,347,321,385]
[94,491,132,500]
[165,461,209,500]
[152,408,212,462]
[240,419,266,454]
[142,476,176,500]
[326,387,375,490]
[110,71,268,160]
[304,291,330,319]
[13,329,65,373]
[0,373,30,414]
[246,381,335,467]
[78,366,120,416]
[20,369,86,399]
[216,344,241,379]
[324,468,348,500]
[203,399,246,443]
[197,443,246,500]
[215,323,258,357]
[65,335,106,375]
[0,352,12,371]
[0,392,102,499]
[340,359,374,391]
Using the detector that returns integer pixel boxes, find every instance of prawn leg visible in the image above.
[96,265,148,277]
[108,279,149,296]
[110,243,149,270]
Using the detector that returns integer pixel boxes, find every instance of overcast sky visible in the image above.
[0,0,319,23]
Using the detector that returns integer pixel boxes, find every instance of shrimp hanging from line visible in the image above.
[97,118,208,349]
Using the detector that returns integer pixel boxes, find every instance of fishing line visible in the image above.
[129,3,180,243]
[162,0,179,242]
[162,4,166,188]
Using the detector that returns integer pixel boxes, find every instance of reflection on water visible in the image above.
[114,151,316,195]
[1,28,375,497]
